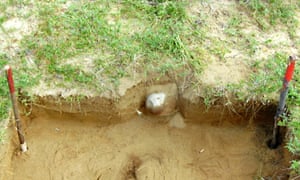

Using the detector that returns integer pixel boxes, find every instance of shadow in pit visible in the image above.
[247,104,287,150]
[251,105,291,179]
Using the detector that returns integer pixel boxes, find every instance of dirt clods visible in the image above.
[123,155,142,180]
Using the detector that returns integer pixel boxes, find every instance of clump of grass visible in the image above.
[268,0,297,25]
[50,65,94,84]
[122,0,186,21]
[0,55,9,123]
[116,0,191,67]
[134,22,189,61]
[225,15,243,36]
[241,0,298,35]
[131,1,208,77]
[208,38,229,61]
[280,106,300,175]
[227,53,287,105]
[282,58,300,175]
[244,34,259,55]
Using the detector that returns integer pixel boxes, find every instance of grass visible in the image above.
[225,15,243,36]
[21,0,205,89]
[0,0,300,175]
[0,55,9,122]
[227,53,297,104]
[0,54,9,143]
[248,53,287,96]
[280,57,300,175]
[205,53,290,112]
[241,0,298,36]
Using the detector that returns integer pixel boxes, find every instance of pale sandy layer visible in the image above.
[8,112,284,180]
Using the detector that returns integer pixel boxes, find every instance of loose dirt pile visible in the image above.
[4,106,288,180]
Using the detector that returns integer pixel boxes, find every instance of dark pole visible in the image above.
[5,65,27,152]
[270,55,297,148]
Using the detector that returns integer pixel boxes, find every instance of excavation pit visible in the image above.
[0,83,291,180]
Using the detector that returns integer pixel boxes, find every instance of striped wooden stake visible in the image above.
[5,65,27,152]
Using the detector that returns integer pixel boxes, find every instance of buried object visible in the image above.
[145,92,166,115]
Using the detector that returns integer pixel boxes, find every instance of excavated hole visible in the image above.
[1,85,292,180]
[123,155,142,180]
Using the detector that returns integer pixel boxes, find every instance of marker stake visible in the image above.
[5,65,27,152]
[269,55,297,149]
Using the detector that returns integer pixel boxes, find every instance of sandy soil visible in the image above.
[5,110,287,180]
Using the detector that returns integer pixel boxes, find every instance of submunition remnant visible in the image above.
[146,93,166,115]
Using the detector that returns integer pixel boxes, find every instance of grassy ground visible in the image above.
[0,0,300,174]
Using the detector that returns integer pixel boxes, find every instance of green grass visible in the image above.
[241,0,298,36]
[249,53,286,95]
[21,0,204,88]
[224,16,260,57]
[0,55,9,123]
[226,53,296,106]
[225,15,243,36]
[282,58,300,175]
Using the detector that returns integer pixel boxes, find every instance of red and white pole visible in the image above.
[4,65,27,152]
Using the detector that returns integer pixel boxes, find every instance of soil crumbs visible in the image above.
[9,112,286,180]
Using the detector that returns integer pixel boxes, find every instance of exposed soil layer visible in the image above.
[2,104,290,180]
[0,82,291,180]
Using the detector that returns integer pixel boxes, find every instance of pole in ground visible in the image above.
[5,65,27,152]
[269,55,297,149]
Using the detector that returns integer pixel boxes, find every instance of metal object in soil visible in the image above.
[146,92,166,115]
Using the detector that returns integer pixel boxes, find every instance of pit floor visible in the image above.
[8,111,288,180]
